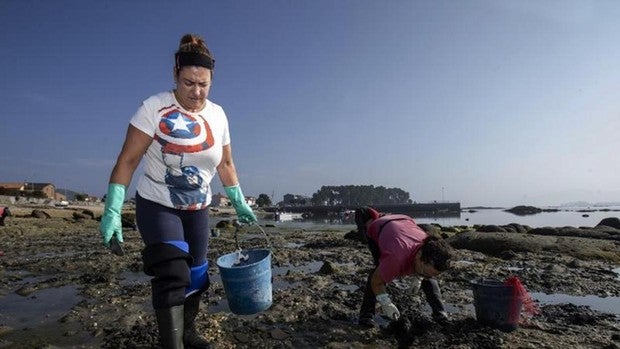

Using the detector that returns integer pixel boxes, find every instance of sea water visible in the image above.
[257,206,620,229]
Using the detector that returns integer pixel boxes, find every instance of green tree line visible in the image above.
[309,185,411,206]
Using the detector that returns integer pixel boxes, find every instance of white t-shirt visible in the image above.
[130,91,230,210]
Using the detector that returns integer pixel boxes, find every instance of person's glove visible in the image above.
[377,293,400,321]
[99,183,126,247]
[225,184,257,224]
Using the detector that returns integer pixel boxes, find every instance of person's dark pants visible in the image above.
[137,194,213,348]
[359,238,381,322]
[136,193,210,309]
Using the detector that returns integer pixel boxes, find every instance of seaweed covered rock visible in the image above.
[418,223,442,237]
[448,231,546,257]
[81,209,95,219]
[597,217,620,230]
[504,205,542,215]
[216,220,233,229]
[31,209,51,219]
[529,225,620,241]
[72,212,89,220]
[476,225,507,233]
[121,212,136,229]
[343,229,364,242]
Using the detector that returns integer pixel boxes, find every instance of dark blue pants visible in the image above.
[136,193,210,309]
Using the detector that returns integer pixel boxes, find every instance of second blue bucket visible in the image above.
[216,248,272,315]
[470,278,522,332]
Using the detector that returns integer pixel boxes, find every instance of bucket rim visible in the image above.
[216,248,272,269]
[469,278,510,287]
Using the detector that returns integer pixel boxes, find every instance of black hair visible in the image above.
[174,33,215,74]
[419,236,453,272]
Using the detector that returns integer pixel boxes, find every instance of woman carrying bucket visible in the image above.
[99,33,257,348]
[355,207,454,328]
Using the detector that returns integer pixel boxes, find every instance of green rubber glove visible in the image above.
[224,184,257,224]
[99,183,126,247]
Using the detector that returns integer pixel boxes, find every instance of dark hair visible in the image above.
[419,236,453,272]
[174,34,215,74]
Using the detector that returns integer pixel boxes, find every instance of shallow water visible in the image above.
[531,292,620,316]
[256,206,620,229]
[0,285,80,329]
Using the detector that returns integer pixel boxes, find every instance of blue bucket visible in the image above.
[216,249,272,315]
[470,278,522,332]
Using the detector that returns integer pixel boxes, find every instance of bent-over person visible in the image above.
[355,206,454,327]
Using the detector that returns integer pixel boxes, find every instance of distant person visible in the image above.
[354,207,454,327]
[0,206,11,226]
[99,33,257,349]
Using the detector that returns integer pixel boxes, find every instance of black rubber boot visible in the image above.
[421,278,448,322]
[155,305,185,349]
[183,293,211,349]
[358,271,377,327]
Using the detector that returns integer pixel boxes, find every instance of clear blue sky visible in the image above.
[1,0,619,207]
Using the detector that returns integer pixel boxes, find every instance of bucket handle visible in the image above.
[232,221,277,263]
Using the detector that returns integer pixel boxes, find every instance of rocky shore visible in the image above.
[0,206,619,348]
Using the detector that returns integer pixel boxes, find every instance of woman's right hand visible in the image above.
[99,183,126,247]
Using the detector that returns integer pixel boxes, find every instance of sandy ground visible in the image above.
[0,205,619,349]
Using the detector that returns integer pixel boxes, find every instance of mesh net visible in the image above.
[504,275,540,323]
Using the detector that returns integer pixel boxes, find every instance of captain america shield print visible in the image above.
[154,106,215,209]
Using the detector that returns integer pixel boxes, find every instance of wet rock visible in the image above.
[234,332,251,343]
[120,212,136,229]
[476,225,507,233]
[448,231,546,257]
[73,212,88,220]
[499,250,519,260]
[216,220,233,229]
[343,229,364,241]
[507,223,528,234]
[270,328,289,340]
[15,284,37,297]
[567,259,585,268]
[418,223,441,237]
[530,225,620,241]
[318,261,339,275]
[505,205,543,215]
[545,264,565,273]
[598,217,620,230]
[441,226,460,233]
[81,209,95,219]
[503,225,518,233]
[529,227,558,235]
[31,209,51,218]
